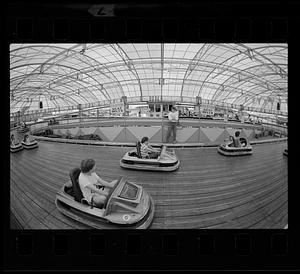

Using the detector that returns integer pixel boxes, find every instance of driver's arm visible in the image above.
[95,174,116,188]
[85,184,107,195]
[148,145,160,152]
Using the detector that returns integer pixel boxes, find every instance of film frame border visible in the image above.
[4,0,298,271]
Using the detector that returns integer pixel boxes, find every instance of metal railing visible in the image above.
[10,96,287,120]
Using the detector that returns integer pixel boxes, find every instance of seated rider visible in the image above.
[229,131,241,148]
[140,136,162,159]
[78,159,118,208]
[11,134,16,146]
[23,134,30,143]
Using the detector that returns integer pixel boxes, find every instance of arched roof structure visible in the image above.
[10,43,287,114]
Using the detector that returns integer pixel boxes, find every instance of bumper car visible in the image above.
[218,137,253,156]
[48,120,59,125]
[77,134,102,141]
[120,142,180,171]
[283,149,288,156]
[22,139,38,149]
[55,168,155,229]
[10,142,23,153]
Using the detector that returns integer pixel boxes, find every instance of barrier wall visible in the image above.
[28,118,287,145]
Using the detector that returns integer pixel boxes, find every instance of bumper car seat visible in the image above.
[69,167,103,209]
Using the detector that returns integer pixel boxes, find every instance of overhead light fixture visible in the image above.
[79,44,86,54]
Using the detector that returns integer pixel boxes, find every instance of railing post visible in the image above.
[124,115,127,143]
[161,115,164,144]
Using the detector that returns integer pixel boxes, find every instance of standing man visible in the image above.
[165,106,179,144]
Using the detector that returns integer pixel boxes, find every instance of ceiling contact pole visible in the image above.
[161,43,164,144]
[196,96,201,144]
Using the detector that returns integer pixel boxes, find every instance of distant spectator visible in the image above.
[165,107,179,143]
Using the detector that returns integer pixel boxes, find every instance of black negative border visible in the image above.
[4,0,299,271]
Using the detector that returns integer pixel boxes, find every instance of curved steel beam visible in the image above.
[10,72,107,104]
[180,44,213,99]
[10,44,124,99]
[236,43,287,75]
[111,44,143,99]
[11,63,110,100]
[12,85,90,109]
[197,44,287,98]
[211,63,287,103]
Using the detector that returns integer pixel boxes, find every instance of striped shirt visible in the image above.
[140,143,151,158]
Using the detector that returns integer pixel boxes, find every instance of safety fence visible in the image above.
[17,117,287,146]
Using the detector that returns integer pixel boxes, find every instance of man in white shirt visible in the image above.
[165,107,179,143]
[78,159,118,208]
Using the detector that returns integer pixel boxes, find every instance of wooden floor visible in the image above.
[10,140,288,229]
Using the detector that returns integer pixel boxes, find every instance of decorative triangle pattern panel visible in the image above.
[176,127,199,142]
[98,127,124,142]
[81,127,97,135]
[244,129,255,139]
[113,128,127,142]
[201,127,225,142]
[123,128,139,142]
[127,126,161,142]
[93,127,110,141]
[59,129,67,135]
[186,128,201,143]
[69,127,79,136]
[225,127,237,138]
[149,126,163,143]
[198,128,211,143]
[161,126,169,143]
[75,128,84,137]
[214,129,228,144]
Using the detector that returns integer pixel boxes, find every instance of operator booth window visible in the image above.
[155,105,161,112]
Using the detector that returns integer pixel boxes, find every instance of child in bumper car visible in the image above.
[79,159,118,208]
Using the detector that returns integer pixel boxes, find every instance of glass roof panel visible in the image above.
[10,43,287,114]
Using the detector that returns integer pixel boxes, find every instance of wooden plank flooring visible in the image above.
[10,140,288,229]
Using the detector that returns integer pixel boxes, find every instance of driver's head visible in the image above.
[81,158,96,173]
[141,136,149,145]
[235,131,240,137]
